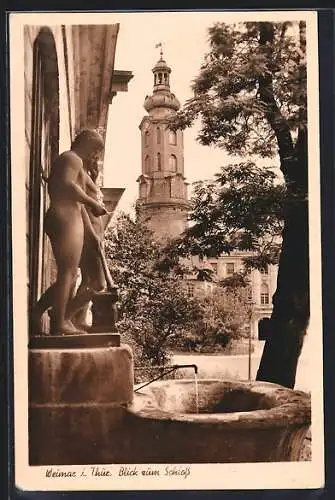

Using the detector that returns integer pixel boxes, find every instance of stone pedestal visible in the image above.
[29,341,134,465]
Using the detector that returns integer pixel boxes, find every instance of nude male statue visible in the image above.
[31,129,107,335]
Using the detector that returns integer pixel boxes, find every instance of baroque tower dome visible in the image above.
[137,48,189,243]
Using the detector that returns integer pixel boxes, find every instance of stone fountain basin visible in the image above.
[124,379,311,463]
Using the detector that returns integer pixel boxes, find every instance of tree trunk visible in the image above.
[256,23,309,388]
[256,192,309,388]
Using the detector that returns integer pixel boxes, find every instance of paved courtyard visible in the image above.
[172,337,314,393]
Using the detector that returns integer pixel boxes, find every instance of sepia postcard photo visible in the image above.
[9,10,324,492]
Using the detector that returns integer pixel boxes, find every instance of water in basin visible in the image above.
[145,380,275,414]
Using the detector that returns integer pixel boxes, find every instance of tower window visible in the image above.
[260,284,270,305]
[158,73,162,84]
[169,130,177,145]
[144,155,151,173]
[157,127,161,144]
[169,154,177,172]
[164,73,169,85]
[144,131,149,147]
[260,265,269,275]
[157,153,161,171]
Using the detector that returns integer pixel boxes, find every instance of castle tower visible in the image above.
[137,48,189,243]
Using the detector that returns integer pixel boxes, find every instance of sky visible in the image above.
[101,11,284,213]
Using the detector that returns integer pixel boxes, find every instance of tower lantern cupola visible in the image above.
[153,50,171,91]
[144,48,180,114]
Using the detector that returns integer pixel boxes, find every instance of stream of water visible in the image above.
[194,372,199,413]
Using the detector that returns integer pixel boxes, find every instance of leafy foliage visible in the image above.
[167,161,285,268]
[104,214,252,368]
[179,280,253,353]
[170,21,306,158]
[104,213,202,367]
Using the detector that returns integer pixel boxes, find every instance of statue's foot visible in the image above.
[67,319,78,330]
[74,323,91,332]
[50,320,87,336]
[69,326,88,335]
[61,328,88,336]
[71,318,90,329]
[50,327,88,336]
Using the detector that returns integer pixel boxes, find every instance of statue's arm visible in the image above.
[81,206,101,246]
[84,171,99,198]
[60,154,104,212]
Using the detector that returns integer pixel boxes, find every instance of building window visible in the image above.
[226,263,235,276]
[260,265,269,275]
[157,127,161,144]
[260,284,270,305]
[169,130,177,145]
[247,287,253,302]
[169,154,177,171]
[157,152,161,171]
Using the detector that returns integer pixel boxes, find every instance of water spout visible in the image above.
[134,364,198,393]
[174,364,198,375]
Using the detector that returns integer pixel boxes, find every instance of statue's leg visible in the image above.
[66,244,93,327]
[49,212,85,335]
[68,244,105,328]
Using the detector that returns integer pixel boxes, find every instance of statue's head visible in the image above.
[71,129,104,166]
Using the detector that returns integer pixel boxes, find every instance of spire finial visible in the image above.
[155,42,164,60]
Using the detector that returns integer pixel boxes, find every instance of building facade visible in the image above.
[185,254,278,338]
[136,50,189,242]
[24,24,132,328]
[137,52,278,339]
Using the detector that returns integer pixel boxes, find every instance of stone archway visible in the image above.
[28,27,59,322]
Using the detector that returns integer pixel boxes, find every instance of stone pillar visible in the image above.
[28,342,134,465]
